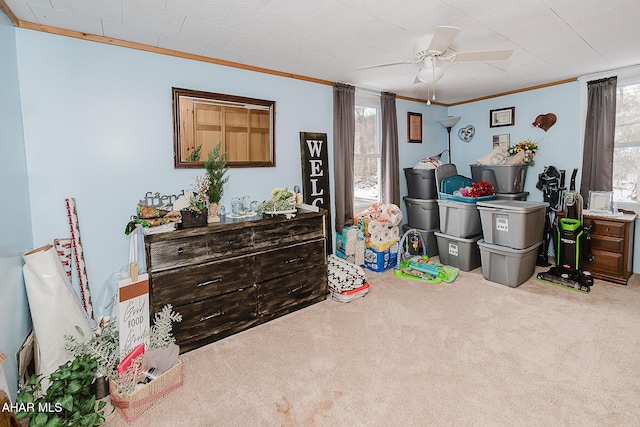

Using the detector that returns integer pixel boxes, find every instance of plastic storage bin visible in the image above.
[476,200,548,249]
[496,192,529,201]
[470,164,528,194]
[435,232,482,271]
[437,199,482,238]
[438,175,497,204]
[477,239,541,287]
[404,168,437,200]
[402,224,439,257]
[404,196,439,230]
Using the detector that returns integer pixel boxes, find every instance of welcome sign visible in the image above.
[300,132,332,252]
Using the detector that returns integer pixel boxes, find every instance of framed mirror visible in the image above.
[172,87,276,168]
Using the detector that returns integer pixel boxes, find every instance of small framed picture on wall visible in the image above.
[407,112,422,143]
[490,107,515,127]
[492,134,510,151]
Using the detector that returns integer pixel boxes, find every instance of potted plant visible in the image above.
[15,355,107,427]
[64,321,119,399]
[204,142,229,223]
[180,174,210,228]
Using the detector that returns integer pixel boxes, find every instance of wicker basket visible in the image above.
[110,359,184,422]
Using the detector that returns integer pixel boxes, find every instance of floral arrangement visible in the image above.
[259,187,302,212]
[508,139,538,166]
[187,174,210,214]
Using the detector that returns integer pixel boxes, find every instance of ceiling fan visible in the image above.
[359,26,513,85]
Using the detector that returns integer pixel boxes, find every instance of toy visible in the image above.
[394,228,460,283]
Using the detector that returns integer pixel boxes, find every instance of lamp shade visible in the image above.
[416,66,444,84]
[437,116,461,129]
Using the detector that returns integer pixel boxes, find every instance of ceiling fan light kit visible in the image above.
[359,25,513,101]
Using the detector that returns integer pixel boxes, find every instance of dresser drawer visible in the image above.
[589,219,625,238]
[256,265,327,317]
[148,228,252,271]
[253,215,325,250]
[254,239,326,283]
[589,235,625,253]
[173,287,257,346]
[151,255,254,308]
[585,249,623,276]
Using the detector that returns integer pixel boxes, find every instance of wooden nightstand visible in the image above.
[583,213,636,285]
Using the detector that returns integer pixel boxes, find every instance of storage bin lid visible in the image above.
[403,196,438,205]
[404,167,435,177]
[476,200,548,212]
[434,231,482,243]
[477,238,542,254]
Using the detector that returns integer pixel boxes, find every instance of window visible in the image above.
[614,81,640,204]
[354,94,381,214]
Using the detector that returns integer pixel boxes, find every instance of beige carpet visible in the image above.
[103,265,640,427]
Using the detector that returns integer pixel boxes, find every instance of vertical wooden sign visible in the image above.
[300,132,333,253]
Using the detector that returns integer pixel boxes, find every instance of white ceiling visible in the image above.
[5,0,640,104]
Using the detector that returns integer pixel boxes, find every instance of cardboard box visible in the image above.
[364,239,399,272]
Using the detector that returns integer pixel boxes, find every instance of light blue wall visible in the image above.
[0,13,33,400]
[15,29,337,304]
[448,82,581,201]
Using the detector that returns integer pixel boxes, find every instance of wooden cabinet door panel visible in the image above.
[254,239,326,283]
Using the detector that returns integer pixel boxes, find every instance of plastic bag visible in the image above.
[95,225,146,325]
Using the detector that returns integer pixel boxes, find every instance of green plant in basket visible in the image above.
[15,356,106,427]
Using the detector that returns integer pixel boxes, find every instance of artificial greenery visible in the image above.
[64,321,119,379]
[15,356,106,427]
[187,174,210,214]
[147,304,183,349]
[185,144,202,162]
[204,142,229,204]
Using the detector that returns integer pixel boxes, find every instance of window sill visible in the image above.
[615,201,640,215]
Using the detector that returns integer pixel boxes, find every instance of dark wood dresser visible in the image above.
[144,209,328,353]
[583,213,636,285]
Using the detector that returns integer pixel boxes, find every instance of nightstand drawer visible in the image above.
[589,235,625,253]
[173,287,257,346]
[586,249,623,276]
[254,239,326,283]
[151,255,254,307]
[590,219,625,237]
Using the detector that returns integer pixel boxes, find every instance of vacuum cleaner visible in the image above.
[537,168,594,293]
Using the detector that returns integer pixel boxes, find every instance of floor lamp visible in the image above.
[437,116,461,164]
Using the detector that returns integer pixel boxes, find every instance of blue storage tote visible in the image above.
[438,175,497,204]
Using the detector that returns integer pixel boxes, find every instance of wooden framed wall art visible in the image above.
[407,112,422,143]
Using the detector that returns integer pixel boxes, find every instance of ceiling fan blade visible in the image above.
[358,59,417,70]
[446,49,513,62]
[427,26,461,55]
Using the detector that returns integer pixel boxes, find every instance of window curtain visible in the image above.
[381,91,400,206]
[580,76,617,205]
[333,83,355,233]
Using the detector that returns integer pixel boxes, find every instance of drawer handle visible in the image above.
[200,311,224,322]
[288,282,307,294]
[228,239,235,245]
[177,247,184,255]
[197,276,223,287]
[605,227,610,232]
[285,257,303,264]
